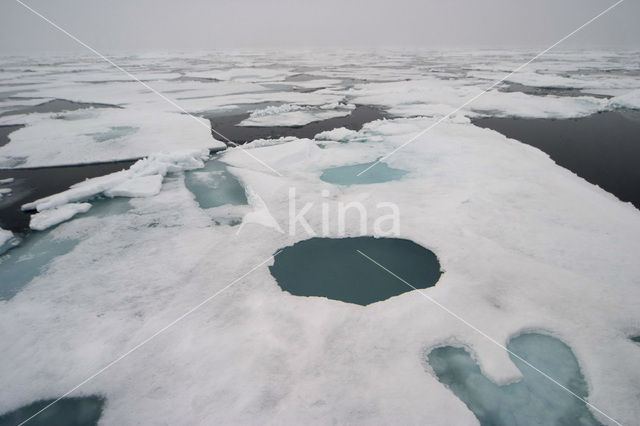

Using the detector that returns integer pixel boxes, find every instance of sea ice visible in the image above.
[1,51,640,426]
[0,228,17,255]
[0,108,223,168]
[87,126,137,143]
[29,203,92,231]
[239,103,355,127]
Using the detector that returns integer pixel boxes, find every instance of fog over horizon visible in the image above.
[0,0,638,55]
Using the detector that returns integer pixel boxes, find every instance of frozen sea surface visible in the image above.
[1,50,640,425]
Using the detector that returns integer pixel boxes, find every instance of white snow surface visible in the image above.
[239,103,355,127]
[0,108,223,168]
[1,51,640,425]
[29,203,92,231]
[104,174,164,198]
[609,89,640,110]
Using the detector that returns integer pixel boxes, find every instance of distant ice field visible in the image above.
[0,50,639,425]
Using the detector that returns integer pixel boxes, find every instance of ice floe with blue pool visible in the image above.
[1,51,640,425]
[320,161,407,185]
[29,203,92,231]
[0,108,223,168]
[428,333,601,426]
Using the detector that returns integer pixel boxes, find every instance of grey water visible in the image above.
[184,159,247,209]
[204,105,386,145]
[320,161,407,185]
[270,237,442,306]
[0,160,134,233]
[473,110,640,209]
[0,396,104,426]
[428,333,601,426]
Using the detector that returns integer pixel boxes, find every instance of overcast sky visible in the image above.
[0,0,638,54]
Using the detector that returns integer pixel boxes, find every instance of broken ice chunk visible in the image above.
[29,202,92,231]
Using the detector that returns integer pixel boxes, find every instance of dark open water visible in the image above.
[474,110,640,209]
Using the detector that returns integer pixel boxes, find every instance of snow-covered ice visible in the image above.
[1,50,640,425]
[609,89,640,110]
[314,127,359,142]
[104,175,163,198]
[29,203,92,231]
[0,108,223,168]
[0,227,17,255]
[239,103,355,127]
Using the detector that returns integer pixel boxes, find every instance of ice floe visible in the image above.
[29,202,92,231]
[0,108,223,168]
[239,103,355,127]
